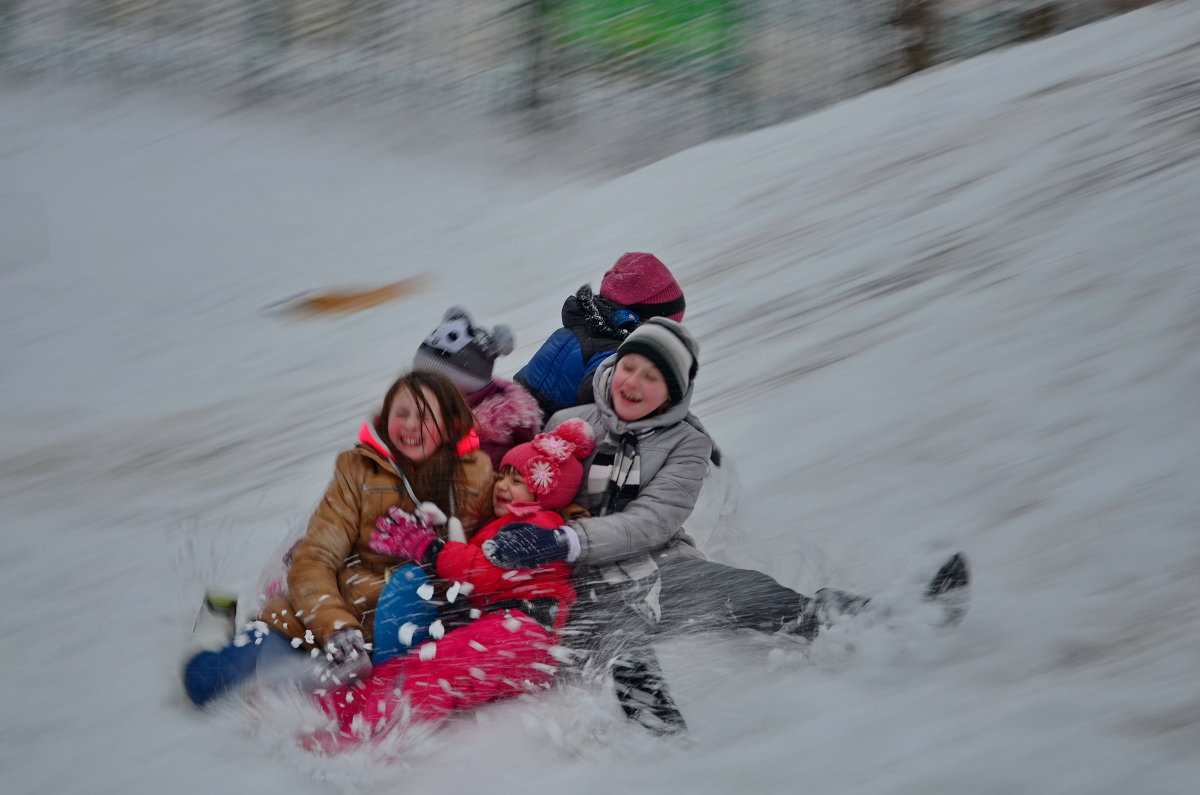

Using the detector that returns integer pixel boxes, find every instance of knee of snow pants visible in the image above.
[371,564,442,665]
[655,557,810,636]
[560,578,657,677]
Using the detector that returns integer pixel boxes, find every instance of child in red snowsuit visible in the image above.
[308,419,595,748]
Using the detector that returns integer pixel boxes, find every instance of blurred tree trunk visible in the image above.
[520,0,558,129]
[0,0,18,62]
[893,0,938,77]
[711,0,754,135]
[1015,1,1060,43]
[242,0,291,93]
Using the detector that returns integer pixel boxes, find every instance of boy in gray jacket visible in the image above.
[484,318,970,734]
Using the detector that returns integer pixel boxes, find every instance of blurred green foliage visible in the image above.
[548,0,741,67]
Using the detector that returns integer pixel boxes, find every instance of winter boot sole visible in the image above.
[924,552,970,627]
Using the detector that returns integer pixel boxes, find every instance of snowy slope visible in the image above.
[2,3,1199,793]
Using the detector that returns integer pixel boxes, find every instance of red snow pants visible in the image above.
[317,610,559,737]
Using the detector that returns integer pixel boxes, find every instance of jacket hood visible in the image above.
[469,378,542,446]
[562,285,631,341]
[588,355,695,437]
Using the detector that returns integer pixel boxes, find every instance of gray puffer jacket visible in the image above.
[546,356,714,584]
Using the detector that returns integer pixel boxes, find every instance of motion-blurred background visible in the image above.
[0,1,1157,169]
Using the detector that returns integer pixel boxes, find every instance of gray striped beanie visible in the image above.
[615,317,699,405]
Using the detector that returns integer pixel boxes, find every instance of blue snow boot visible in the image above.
[183,621,297,708]
[372,564,442,665]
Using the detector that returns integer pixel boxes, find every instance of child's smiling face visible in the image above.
[386,385,444,463]
[493,466,536,516]
[611,353,670,421]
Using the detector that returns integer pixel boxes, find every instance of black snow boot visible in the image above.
[611,649,687,736]
[924,552,970,626]
[785,588,871,641]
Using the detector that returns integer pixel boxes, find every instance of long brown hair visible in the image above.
[375,371,476,516]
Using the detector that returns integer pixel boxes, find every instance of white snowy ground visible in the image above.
[3,3,1200,793]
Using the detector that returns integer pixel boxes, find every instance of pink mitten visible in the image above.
[371,506,438,562]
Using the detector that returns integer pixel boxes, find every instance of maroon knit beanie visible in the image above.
[599,252,686,322]
[499,419,596,511]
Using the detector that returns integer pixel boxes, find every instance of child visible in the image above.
[486,319,971,734]
[413,306,542,470]
[514,252,686,421]
[182,371,494,708]
[306,419,595,749]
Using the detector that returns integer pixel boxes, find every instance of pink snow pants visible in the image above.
[317,611,559,737]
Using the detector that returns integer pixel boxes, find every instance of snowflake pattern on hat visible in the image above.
[526,457,558,494]
[499,418,597,511]
[532,432,575,463]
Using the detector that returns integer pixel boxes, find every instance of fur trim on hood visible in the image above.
[470,378,542,448]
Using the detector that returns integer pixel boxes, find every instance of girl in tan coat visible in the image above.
[184,371,493,706]
[260,370,492,652]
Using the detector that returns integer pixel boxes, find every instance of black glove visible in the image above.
[481,522,579,569]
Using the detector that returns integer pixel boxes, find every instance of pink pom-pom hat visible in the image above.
[499,419,596,511]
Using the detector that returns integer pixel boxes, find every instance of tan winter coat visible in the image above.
[258,424,493,647]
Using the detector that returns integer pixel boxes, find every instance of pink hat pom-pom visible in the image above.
[553,418,596,459]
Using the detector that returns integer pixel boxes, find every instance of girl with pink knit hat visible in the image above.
[305,419,595,751]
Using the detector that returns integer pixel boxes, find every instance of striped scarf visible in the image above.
[587,428,663,621]
[588,431,645,516]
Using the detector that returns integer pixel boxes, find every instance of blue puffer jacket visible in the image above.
[514,285,638,420]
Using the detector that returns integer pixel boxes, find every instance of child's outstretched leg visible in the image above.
[796,552,972,637]
[371,564,442,664]
[183,620,300,708]
[565,578,686,736]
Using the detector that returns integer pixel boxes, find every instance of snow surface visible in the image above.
[3,3,1200,793]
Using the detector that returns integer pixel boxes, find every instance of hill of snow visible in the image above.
[2,3,1198,793]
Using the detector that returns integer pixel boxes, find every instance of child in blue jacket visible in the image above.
[514,252,685,421]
